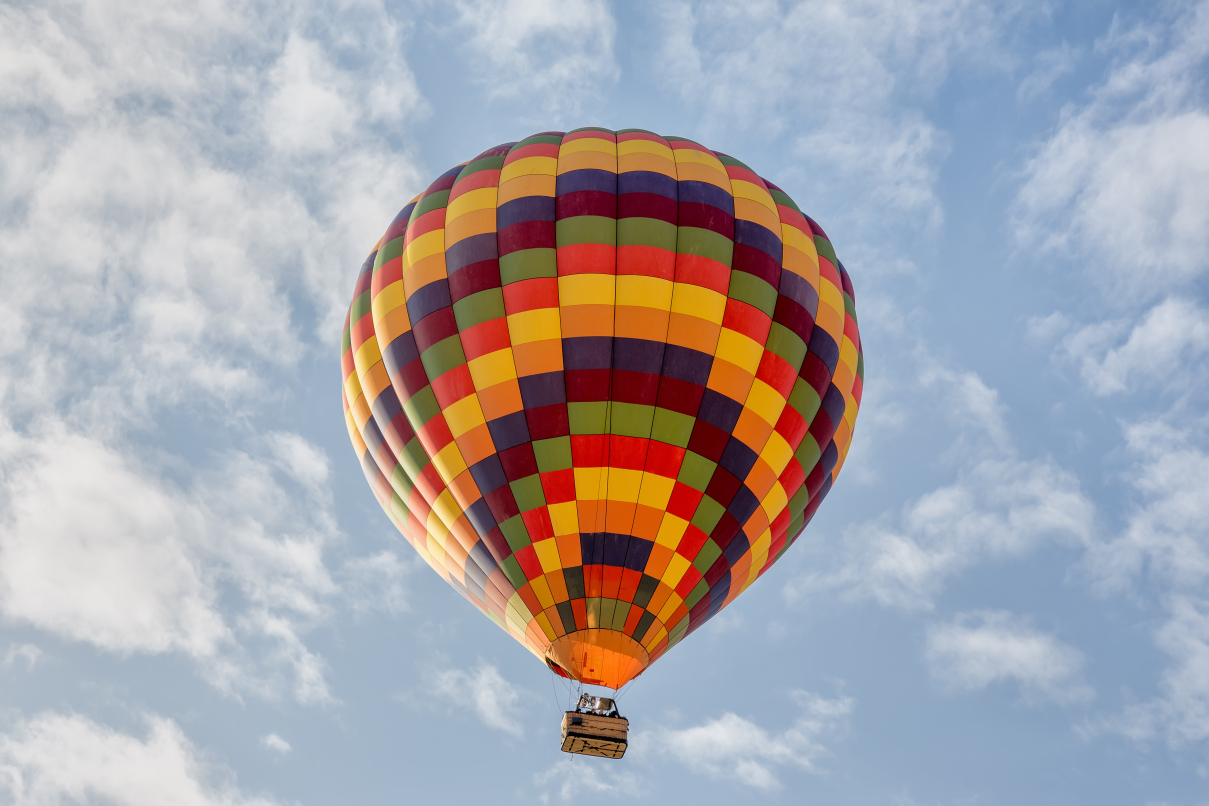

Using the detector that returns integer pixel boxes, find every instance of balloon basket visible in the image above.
[560,694,628,759]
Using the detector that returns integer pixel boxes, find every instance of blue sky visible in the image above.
[1,0,1208,803]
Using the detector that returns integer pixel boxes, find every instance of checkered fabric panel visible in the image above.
[340,130,864,687]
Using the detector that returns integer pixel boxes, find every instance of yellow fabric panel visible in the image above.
[660,553,691,589]
[507,308,561,344]
[559,137,617,156]
[761,430,794,475]
[547,501,579,535]
[496,173,556,204]
[558,273,616,306]
[606,467,643,503]
[573,467,607,500]
[731,179,779,214]
[405,228,444,266]
[655,514,688,548]
[636,473,675,510]
[670,283,726,321]
[617,139,673,158]
[533,538,563,573]
[441,393,487,438]
[714,328,763,372]
[744,377,785,427]
[430,440,468,485]
[467,349,518,388]
[445,186,498,221]
[616,274,673,309]
[499,156,557,184]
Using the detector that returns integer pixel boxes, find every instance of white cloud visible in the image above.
[654,0,1029,224]
[0,0,426,428]
[259,733,291,755]
[454,0,617,120]
[1017,41,1081,100]
[0,711,280,805]
[1015,2,1209,293]
[1087,596,1209,747]
[637,691,854,790]
[791,360,1093,610]
[341,550,412,616]
[534,757,643,802]
[927,611,1094,705]
[2,644,43,672]
[0,420,228,658]
[0,0,432,708]
[1082,417,1209,594]
[1034,297,1209,396]
[427,662,527,737]
[0,419,342,704]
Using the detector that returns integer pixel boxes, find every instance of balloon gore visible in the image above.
[341,129,863,689]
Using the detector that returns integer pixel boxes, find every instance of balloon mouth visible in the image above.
[545,629,650,690]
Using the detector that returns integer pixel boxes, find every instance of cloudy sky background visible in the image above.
[2,0,1208,802]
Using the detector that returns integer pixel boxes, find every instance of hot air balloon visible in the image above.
[341,128,863,756]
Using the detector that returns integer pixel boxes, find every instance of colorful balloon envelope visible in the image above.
[341,129,863,690]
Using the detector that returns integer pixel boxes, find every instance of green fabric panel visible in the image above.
[609,601,630,631]
[794,433,822,470]
[403,386,441,427]
[567,126,615,135]
[533,436,573,472]
[556,216,616,247]
[341,322,351,354]
[617,217,676,249]
[389,492,410,523]
[650,407,694,448]
[514,134,564,147]
[609,402,655,438]
[599,597,618,630]
[500,555,527,590]
[563,566,585,599]
[692,539,722,575]
[374,236,405,270]
[728,270,777,317]
[787,377,822,423]
[419,334,467,381]
[509,474,546,511]
[390,465,415,497]
[857,350,865,380]
[399,436,429,477]
[676,226,733,265]
[585,597,602,629]
[568,401,609,434]
[453,287,505,331]
[768,188,802,214]
[815,235,838,265]
[684,579,710,609]
[765,322,807,369]
[350,291,371,323]
[500,248,557,284]
[499,515,531,551]
[457,155,505,180]
[676,451,715,491]
[666,617,688,648]
[414,190,450,218]
[691,496,725,534]
[715,153,751,170]
[787,485,810,518]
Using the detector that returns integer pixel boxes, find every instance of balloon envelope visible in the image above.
[341,129,863,689]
